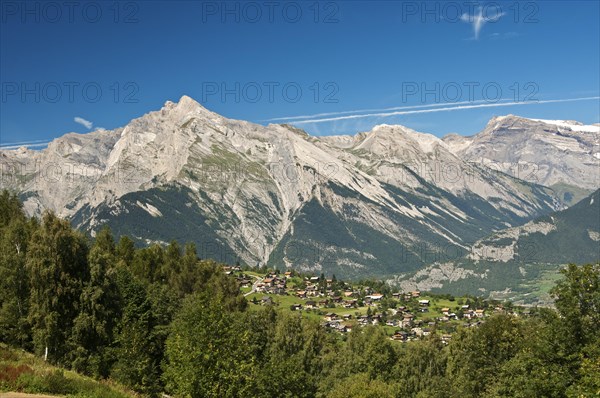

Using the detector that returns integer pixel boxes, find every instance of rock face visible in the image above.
[443,115,600,204]
[1,96,589,280]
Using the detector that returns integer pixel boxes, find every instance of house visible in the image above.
[367,294,384,301]
[324,313,338,322]
[441,308,450,316]
[305,300,317,309]
[441,334,452,344]
[418,299,430,306]
[296,290,307,298]
[310,276,320,283]
[284,271,292,278]
[392,331,409,341]
[261,296,273,305]
[475,309,485,318]
[290,304,302,311]
[411,291,421,298]
[464,310,476,319]
[402,314,414,328]
[343,299,358,308]
[343,291,354,297]
[343,314,353,320]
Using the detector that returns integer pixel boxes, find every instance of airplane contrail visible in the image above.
[289,97,600,125]
[262,99,514,122]
[0,141,51,150]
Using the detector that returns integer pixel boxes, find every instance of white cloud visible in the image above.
[74,116,93,130]
[460,6,505,40]
[290,97,600,125]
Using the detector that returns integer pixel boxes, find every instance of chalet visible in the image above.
[392,331,408,341]
[343,299,358,308]
[306,286,318,297]
[284,271,292,278]
[418,299,430,306]
[463,310,476,319]
[263,278,274,286]
[411,291,421,298]
[392,293,402,299]
[324,313,338,322]
[411,327,432,337]
[441,308,450,316]
[367,293,384,301]
[310,276,320,283]
[296,290,307,298]
[402,314,414,328]
[318,299,329,307]
[475,309,485,318]
[342,314,353,320]
[290,304,303,311]
[261,296,273,305]
[305,300,317,309]
[343,291,354,297]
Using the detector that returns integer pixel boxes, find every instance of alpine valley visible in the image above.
[2,96,599,302]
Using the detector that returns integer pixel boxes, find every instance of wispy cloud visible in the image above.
[74,116,93,130]
[460,6,505,40]
[289,97,600,125]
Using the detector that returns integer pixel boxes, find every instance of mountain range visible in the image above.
[1,96,598,298]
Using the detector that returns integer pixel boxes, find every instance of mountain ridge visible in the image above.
[1,95,596,284]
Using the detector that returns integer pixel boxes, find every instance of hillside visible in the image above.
[0,344,134,398]
[393,190,600,303]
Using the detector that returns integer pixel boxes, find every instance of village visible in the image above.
[224,266,526,342]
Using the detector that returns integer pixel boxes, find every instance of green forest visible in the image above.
[0,190,599,398]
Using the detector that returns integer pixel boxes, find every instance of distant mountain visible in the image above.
[443,115,600,205]
[394,189,600,303]
[0,96,591,284]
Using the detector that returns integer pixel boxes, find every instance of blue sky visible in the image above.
[1,0,599,147]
